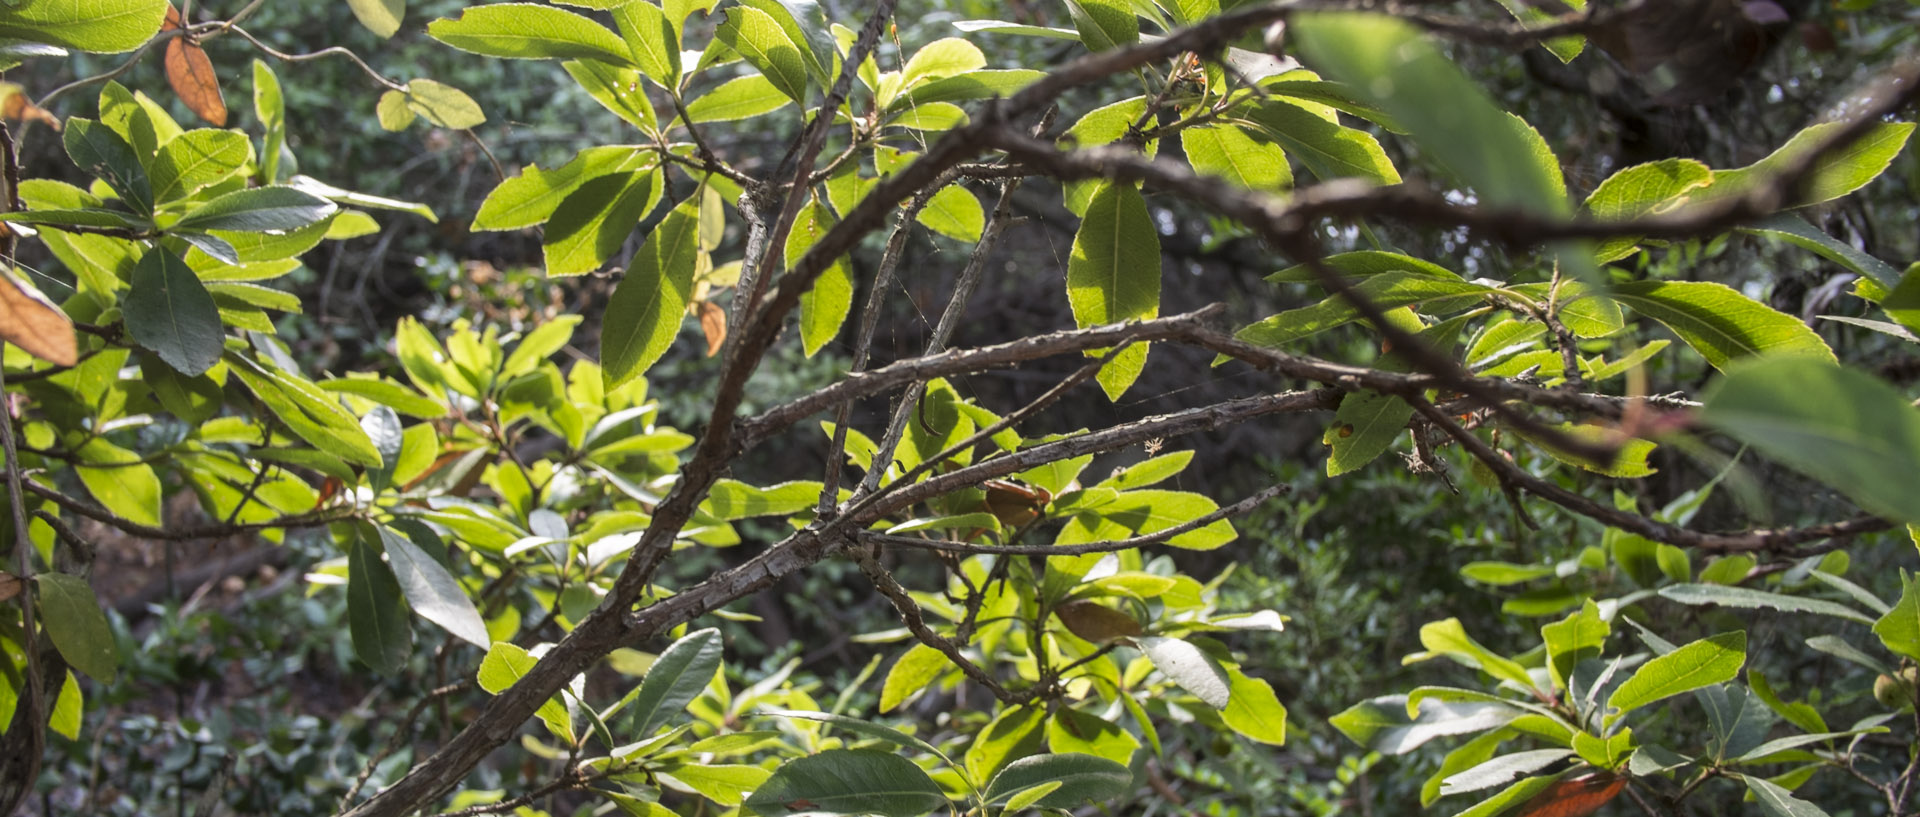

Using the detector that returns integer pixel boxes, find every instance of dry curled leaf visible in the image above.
[696,299,726,357]
[0,571,20,603]
[0,82,58,130]
[0,264,78,366]
[163,4,226,126]
[1054,599,1143,644]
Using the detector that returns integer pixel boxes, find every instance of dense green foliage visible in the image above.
[1,1,1919,817]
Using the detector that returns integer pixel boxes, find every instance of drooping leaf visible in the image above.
[787,198,852,356]
[377,525,489,647]
[34,573,118,681]
[347,0,405,38]
[602,196,698,387]
[0,263,77,366]
[163,34,225,126]
[1325,389,1412,476]
[1742,774,1834,817]
[1611,281,1834,370]
[1138,635,1230,708]
[1220,668,1288,745]
[125,247,223,376]
[402,79,486,129]
[347,530,412,674]
[1700,357,1920,523]
[1067,182,1160,400]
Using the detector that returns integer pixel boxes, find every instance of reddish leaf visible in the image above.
[1514,773,1626,817]
[163,4,226,127]
[0,264,77,366]
[696,299,726,357]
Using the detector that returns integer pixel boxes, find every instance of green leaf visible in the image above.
[1064,0,1137,51]
[0,0,167,53]
[1293,13,1565,216]
[1330,694,1524,755]
[361,404,402,493]
[502,315,582,377]
[602,196,699,387]
[1067,182,1160,400]
[917,185,984,242]
[880,643,950,713]
[683,74,791,122]
[966,705,1046,784]
[626,627,723,737]
[1181,124,1291,191]
[1657,583,1873,625]
[0,208,146,230]
[1705,121,1915,209]
[716,5,809,104]
[126,247,223,376]
[1138,635,1229,708]
[476,641,572,740]
[1237,101,1399,185]
[788,199,853,356]
[1700,357,1920,523]
[400,79,486,129]
[1489,0,1585,61]
[613,0,679,88]
[1237,273,1488,348]
[1408,618,1535,690]
[375,90,415,131]
[1221,668,1287,745]
[564,59,656,132]
[63,118,152,215]
[1093,450,1193,492]
[1325,389,1411,476]
[428,3,633,63]
[288,175,437,223]
[1268,251,1462,284]
[34,573,118,681]
[1461,562,1555,586]
[745,749,948,817]
[900,38,986,90]
[1611,281,1834,370]
[48,670,81,739]
[150,129,252,203]
[1452,775,1561,817]
[1584,158,1713,263]
[348,530,412,674]
[1541,600,1607,692]
[320,377,442,418]
[1606,631,1745,722]
[377,525,489,647]
[1873,572,1920,663]
[983,753,1131,809]
[895,69,1045,109]
[1440,749,1574,797]
[175,185,338,232]
[761,709,951,762]
[1047,706,1140,764]
[1742,774,1833,817]
[543,169,661,276]
[228,355,384,466]
[252,60,285,183]
[1056,489,1234,550]
[474,146,653,231]
[72,438,162,527]
[346,0,405,38]
[1741,212,1903,287]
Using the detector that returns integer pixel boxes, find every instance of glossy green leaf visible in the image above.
[565,59,656,131]
[1330,694,1524,755]
[320,378,443,418]
[745,749,947,817]
[1181,124,1291,191]
[228,355,384,466]
[1047,706,1141,763]
[896,69,1045,109]
[476,641,572,740]
[1873,572,1920,663]
[1743,213,1902,287]
[684,74,791,122]
[1408,618,1535,690]
[1440,749,1574,797]
[175,186,337,232]
[1237,101,1399,185]
[1541,600,1607,692]
[602,196,699,386]
[1056,489,1234,550]
[1743,774,1833,817]
[1238,273,1487,348]
[378,525,489,647]
[613,0,679,88]
[1063,0,1137,51]
[474,146,653,231]
[1700,357,1920,522]
[1325,389,1411,477]
[1067,182,1160,400]
[1705,121,1915,209]
[965,704,1045,783]
[983,753,1131,809]
[627,628,723,737]
[788,199,852,356]
[126,247,223,376]
[761,709,950,762]
[1612,281,1833,370]
[72,438,162,527]
[1268,251,1461,284]
[881,643,951,713]
[1607,630,1745,722]
[543,169,660,276]
[1296,14,1556,211]
[150,129,252,203]
[1093,450,1192,492]
[63,118,152,215]
[348,531,412,674]
[428,3,633,63]
[716,5,809,104]
[34,573,118,681]
[1584,158,1713,263]
[1221,668,1287,745]
[0,0,168,53]
[1658,583,1872,625]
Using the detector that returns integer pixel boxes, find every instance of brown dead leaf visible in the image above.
[0,264,77,366]
[696,300,726,357]
[0,82,59,130]
[0,571,20,603]
[163,5,226,126]
[1054,599,1143,644]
